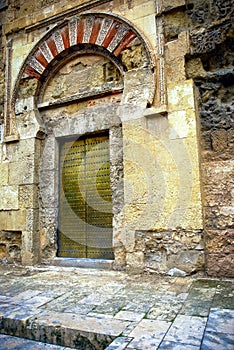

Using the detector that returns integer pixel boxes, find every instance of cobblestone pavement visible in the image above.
[0,264,233,349]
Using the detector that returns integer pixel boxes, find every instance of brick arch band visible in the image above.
[6,12,156,140]
[24,13,152,79]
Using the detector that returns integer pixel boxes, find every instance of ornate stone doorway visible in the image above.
[9,11,157,267]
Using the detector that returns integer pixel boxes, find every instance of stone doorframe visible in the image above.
[39,107,124,265]
[6,11,166,266]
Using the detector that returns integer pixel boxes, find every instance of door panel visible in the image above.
[58,134,113,259]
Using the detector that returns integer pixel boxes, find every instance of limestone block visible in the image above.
[17,110,45,139]
[168,109,197,139]
[0,163,8,185]
[145,112,169,136]
[6,210,26,231]
[167,250,204,274]
[18,78,38,99]
[134,14,156,41]
[0,186,18,210]
[166,57,186,83]
[123,186,203,231]
[205,229,234,254]
[26,209,39,233]
[155,202,203,231]
[18,184,39,209]
[40,207,58,256]
[121,70,154,108]
[11,37,34,89]
[9,159,36,185]
[161,0,186,12]
[21,210,40,263]
[123,142,156,204]
[206,253,234,277]
[39,170,58,208]
[202,160,234,207]
[0,211,7,230]
[167,80,195,112]
[165,32,189,60]
[40,136,59,171]
[52,105,119,138]
[145,250,167,274]
[113,245,126,269]
[15,97,35,114]
[125,0,155,20]
[53,115,72,138]
[21,231,38,265]
[126,251,145,273]
[171,204,204,230]
[4,143,18,163]
[6,138,40,163]
[122,119,203,230]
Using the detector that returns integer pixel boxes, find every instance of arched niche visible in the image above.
[9,11,156,140]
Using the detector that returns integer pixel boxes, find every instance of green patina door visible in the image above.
[58,133,113,259]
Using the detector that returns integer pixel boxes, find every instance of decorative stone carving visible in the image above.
[29,57,45,75]
[213,0,233,19]
[69,18,78,47]
[96,18,113,46]
[190,6,209,24]
[189,0,234,24]
[107,24,129,52]
[83,16,95,43]
[53,31,65,53]
[190,24,230,54]
[39,42,54,64]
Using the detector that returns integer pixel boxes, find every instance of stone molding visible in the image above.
[4,40,19,142]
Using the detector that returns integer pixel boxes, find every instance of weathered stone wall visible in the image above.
[0,0,232,277]
[0,25,4,127]
[185,0,234,277]
[158,0,234,277]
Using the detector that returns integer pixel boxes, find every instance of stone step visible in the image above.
[0,334,74,349]
[0,305,132,349]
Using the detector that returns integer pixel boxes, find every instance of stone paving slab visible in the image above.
[205,308,234,334]
[201,331,234,350]
[158,341,200,350]
[127,319,171,349]
[0,334,74,349]
[163,315,207,346]
[0,265,233,349]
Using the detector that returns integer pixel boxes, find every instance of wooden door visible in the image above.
[58,134,113,259]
